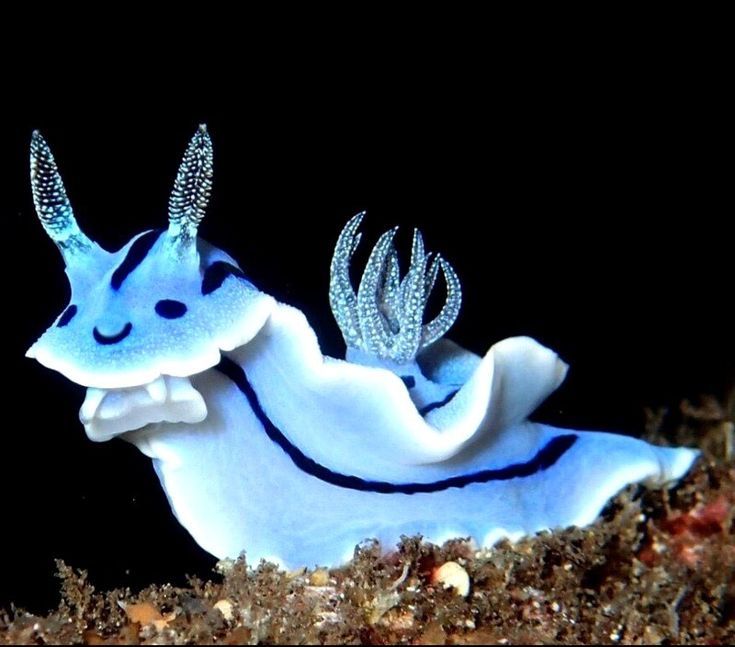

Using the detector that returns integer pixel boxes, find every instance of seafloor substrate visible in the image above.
[2,393,734,645]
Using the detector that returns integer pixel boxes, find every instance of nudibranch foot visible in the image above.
[120,300,699,567]
[125,299,699,567]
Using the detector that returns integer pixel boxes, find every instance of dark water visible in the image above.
[1,72,731,614]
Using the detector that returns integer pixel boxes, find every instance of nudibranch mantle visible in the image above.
[26,126,699,568]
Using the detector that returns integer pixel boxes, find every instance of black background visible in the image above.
[1,32,731,614]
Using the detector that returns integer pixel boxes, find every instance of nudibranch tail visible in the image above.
[30,130,96,260]
[167,124,214,249]
[330,214,462,364]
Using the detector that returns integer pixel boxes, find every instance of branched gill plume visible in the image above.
[329,213,462,364]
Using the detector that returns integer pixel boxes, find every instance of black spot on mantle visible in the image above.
[155,299,187,319]
[57,305,77,327]
[202,261,247,295]
[215,356,578,494]
[400,375,416,389]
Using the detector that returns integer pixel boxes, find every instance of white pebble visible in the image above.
[213,599,234,622]
[432,561,470,597]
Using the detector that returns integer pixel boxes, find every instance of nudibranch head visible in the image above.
[26,126,274,390]
[329,213,462,365]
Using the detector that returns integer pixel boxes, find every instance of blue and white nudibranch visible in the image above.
[27,126,699,568]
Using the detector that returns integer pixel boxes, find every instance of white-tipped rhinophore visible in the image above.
[167,124,214,251]
[30,130,96,262]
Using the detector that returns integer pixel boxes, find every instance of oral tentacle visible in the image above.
[144,375,168,404]
[79,387,107,424]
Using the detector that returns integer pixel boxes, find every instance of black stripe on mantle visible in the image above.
[111,230,164,290]
[215,356,577,494]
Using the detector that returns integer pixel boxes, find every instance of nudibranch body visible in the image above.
[27,126,699,568]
